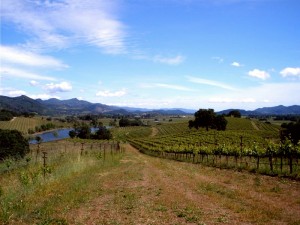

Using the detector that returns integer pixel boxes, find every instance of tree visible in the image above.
[94,126,112,140]
[0,129,30,159]
[189,108,227,131]
[280,120,300,145]
[119,118,130,127]
[69,130,76,139]
[227,110,241,118]
[76,123,91,139]
[213,115,228,131]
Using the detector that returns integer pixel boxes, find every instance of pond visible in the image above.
[29,128,73,144]
[28,127,108,144]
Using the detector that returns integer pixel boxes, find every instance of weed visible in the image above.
[19,171,31,186]
[254,176,261,186]
[37,217,68,225]
[217,215,228,223]
[270,185,281,193]
[154,204,168,212]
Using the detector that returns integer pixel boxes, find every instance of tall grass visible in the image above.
[0,140,123,224]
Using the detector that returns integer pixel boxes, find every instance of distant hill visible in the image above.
[0,95,192,116]
[1,95,299,116]
[217,105,300,116]
[0,95,47,114]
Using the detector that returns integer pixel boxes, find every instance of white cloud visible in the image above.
[186,76,237,91]
[0,87,27,97]
[8,90,27,97]
[29,80,39,86]
[96,89,127,97]
[153,55,185,65]
[280,67,300,78]
[248,69,270,80]
[231,61,242,67]
[1,0,126,54]
[0,45,68,68]
[29,94,61,100]
[45,82,72,93]
[0,66,56,81]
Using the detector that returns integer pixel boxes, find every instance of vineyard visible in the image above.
[0,117,70,134]
[128,118,300,178]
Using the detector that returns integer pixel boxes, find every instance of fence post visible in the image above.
[42,151,47,180]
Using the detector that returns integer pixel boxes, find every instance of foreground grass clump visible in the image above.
[0,140,124,225]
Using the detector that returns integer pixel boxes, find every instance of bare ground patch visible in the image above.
[65,144,300,225]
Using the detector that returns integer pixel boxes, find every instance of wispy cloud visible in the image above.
[140,83,193,91]
[280,67,300,78]
[153,55,185,65]
[186,76,237,91]
[0,67,56,81]
[248,69,270,80]
[0,45,68,68]
[1,0,127,54]
[96,89,127,97]
[212,56,224,63]
[209,97,256,103]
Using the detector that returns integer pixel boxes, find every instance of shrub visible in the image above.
[0,129,30,160]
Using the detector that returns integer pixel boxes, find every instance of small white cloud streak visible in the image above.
[141,83,193,91]
[248,69,270,80]
[0,45,68,68]
[0,66,56,81]
[30,80,39,86]
[280,67,300,77]
[45,82,72,93]
[231,61,242,67]
[212,56,224,63]
[153,55,185,65]
[186,76,237,91]
[209,97,256,103]
[96,89,127,97]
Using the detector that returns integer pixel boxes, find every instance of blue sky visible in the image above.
[1,0,300,110]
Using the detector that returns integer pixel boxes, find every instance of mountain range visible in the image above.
[0,95,300,116]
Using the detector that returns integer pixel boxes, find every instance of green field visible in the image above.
[0,117,71,134]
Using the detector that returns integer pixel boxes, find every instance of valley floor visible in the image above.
[64,144,300,225]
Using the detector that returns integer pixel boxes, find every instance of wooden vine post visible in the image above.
[42,151,47,180]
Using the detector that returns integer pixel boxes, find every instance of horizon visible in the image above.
[1,0,300,111]
[1,94,299,112]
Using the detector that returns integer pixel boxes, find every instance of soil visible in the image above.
[65,144,300,225]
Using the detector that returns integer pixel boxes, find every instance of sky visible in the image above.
[0,0,300,111]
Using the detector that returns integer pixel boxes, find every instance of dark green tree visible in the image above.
[189,109,227,131]
[213,115,228,131]
[280,120,300,145]
[0,129,30,159]
[69,130,76,139]
[94,126,112,140]
[227,110,241,118]
[76,123,91,139]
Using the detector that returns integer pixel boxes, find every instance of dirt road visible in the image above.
[66,144,300,225]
